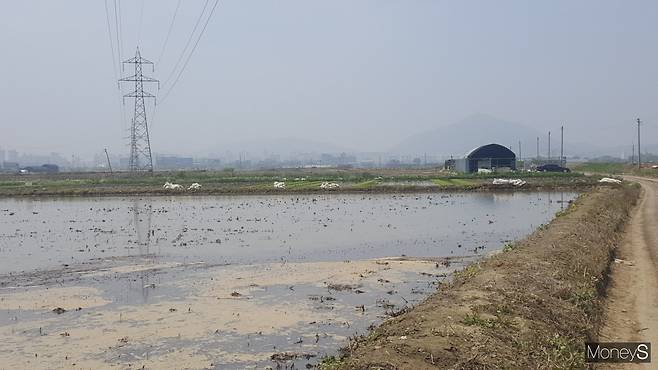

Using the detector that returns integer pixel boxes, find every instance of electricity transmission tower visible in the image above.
[119,47,159,172]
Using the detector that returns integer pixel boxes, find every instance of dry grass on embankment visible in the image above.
[324,184,640,369]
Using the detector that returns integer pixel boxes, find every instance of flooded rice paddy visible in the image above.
[0,192,576,369]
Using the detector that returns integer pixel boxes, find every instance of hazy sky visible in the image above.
[1,0,656,157]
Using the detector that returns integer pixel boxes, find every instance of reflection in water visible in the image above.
[126,271,155,304]
[130,200,156,303]
[546,192,567,211]
[132,200,153,255]
[0,192,579,274]
[489,191,568,209]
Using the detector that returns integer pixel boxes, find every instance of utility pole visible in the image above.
[536,137,539,160]
[560,125,564,167]
[119,47,159,173]
[104,148,113,174]
[518,141,522,169]
[548,131,551,163]
[637,118,641,170]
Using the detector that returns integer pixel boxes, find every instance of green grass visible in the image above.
[572,162,627,174]
[432,178,475,187]
[573,162,658,178]
[431,178,452,186]
[502,243,516,252]
[317,356,345,370]
[283,180,325,190]
[0,168,591,195]
[462,313,497,329]
[353,180,380,189]
[0,181,29,188]
[460,171,582,179]
[453,264,480,281]
[569,287,597,312]
[449,178,474,186]
[546,334,586,368]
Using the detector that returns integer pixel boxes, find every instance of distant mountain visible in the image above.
[391,114,540,157]
[204,137,354,159]
[391,114,542,157]
[390,114,658,160]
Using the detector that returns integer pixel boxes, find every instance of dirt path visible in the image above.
[599,177,658,367]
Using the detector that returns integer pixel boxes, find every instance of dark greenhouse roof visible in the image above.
[464,143,515,159]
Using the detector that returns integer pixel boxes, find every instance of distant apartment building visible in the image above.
[320,152,357,166]
[2,162,19,171]
[7,150,18,163]
[155,155,194,170]
[195,157,223,170]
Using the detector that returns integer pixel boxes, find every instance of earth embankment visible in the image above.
[331,184,639,369]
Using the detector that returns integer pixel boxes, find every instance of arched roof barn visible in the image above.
[465,144,516,160]
[455,143,516,173]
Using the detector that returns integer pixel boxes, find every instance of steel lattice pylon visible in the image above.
[119,47,159,172]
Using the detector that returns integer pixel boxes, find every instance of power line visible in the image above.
[157,0,182,66]
[163,0,210,87]
[137,0,145,46]
[143,0,184,131]
[105,0,129,134]
[161,0,220,103]
[104,0,118,82]
[115,0,132,134]
[113,0,123,64]
[148,0,184,132]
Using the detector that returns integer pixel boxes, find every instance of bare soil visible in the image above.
[0,259,451,369]
[329,184,639,369]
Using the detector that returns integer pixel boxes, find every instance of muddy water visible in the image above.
[0,192,575,273]
[0,192,576,369]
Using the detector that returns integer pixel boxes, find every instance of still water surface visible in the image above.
[0,192,578,369]
[0,192,576,274]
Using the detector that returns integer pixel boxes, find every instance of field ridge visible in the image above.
[327,184,639,369]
